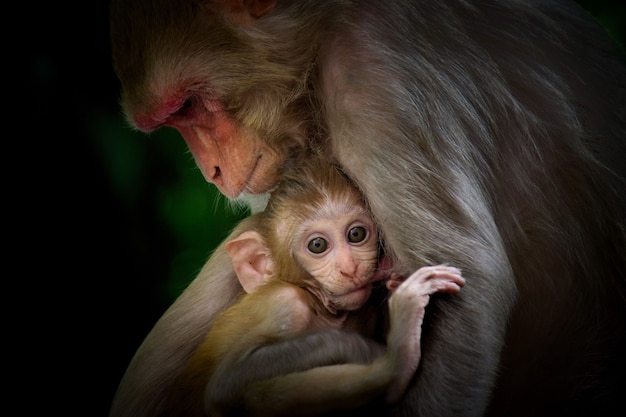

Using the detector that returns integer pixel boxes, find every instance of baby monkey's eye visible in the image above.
[307,237,328,254]
[347,226,367,243]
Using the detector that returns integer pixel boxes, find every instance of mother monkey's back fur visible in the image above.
[108,1,626,416]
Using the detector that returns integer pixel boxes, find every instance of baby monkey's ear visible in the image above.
[225,230,274,293]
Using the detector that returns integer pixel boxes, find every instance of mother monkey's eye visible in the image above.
[174,98,194,117]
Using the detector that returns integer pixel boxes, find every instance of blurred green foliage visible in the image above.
[91,114,249,301]
[577,1,625,46]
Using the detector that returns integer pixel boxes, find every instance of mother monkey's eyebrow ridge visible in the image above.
[108,1,626,417]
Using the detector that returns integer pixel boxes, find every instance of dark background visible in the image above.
[23,1,624,416]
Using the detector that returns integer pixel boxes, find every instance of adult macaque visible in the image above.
[166,159,464,416]
[109,1,626,416]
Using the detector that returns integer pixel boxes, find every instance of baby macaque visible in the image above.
[166,158,465,417]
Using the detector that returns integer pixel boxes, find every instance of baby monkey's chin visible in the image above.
[331,285,374,312]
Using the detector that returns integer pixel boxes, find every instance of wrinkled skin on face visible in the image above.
[292,214,380,313]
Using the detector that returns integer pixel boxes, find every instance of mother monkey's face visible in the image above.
[110,0,317,200]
